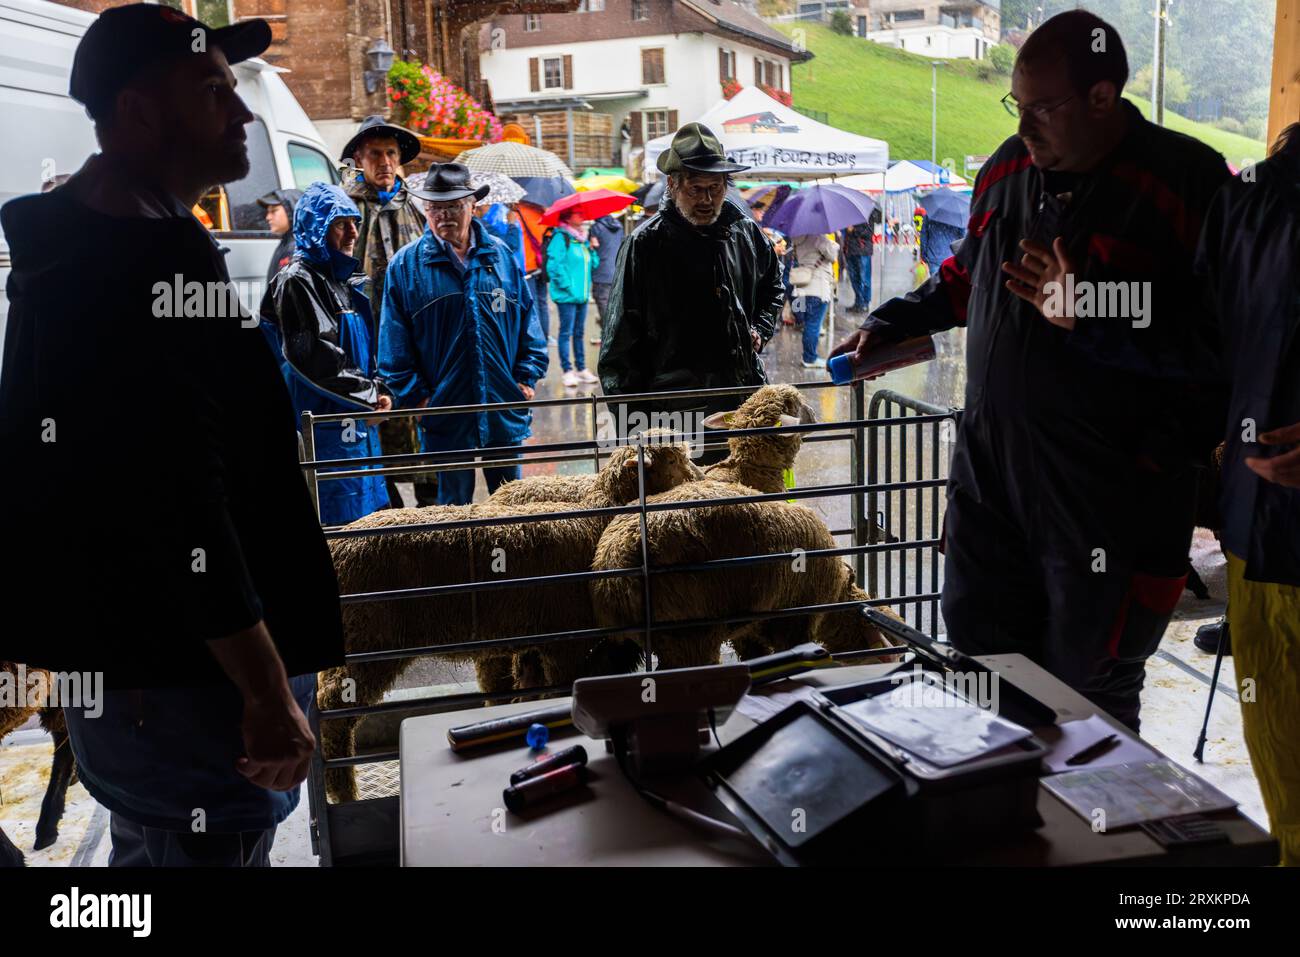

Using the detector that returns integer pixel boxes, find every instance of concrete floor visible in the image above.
[0,246,1264,865]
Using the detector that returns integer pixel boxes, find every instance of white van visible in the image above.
[0,0,340,351]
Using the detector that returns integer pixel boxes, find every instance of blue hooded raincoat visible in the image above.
[378,218,548,454]
[259,183,389,526]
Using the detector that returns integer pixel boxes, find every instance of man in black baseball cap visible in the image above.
[0,4,344,866]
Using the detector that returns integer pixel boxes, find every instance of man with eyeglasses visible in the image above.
[831,11,1230,732]
[599,122,784,464]
[378,164,548,505]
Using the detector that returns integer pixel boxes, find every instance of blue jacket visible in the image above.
[481,204,527,275]
[259,182,389,526]
[379,219,548,450]
[919,218,965,273]
[546,227,599,304]
[590,215,624,285]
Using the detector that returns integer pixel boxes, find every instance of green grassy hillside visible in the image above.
[777,23,1265,167]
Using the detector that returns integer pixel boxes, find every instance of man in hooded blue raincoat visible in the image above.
[380,163,548,505]
[260,182,391,525]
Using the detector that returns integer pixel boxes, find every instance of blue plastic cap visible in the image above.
[828,353,854,385]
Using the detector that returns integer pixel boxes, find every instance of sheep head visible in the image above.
[590,429,698,505]
[725,384,814,471]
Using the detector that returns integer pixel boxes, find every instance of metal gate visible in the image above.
[298,380,958,865]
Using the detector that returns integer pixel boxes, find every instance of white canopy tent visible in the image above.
[810,161,968,193]
[642,85,889,182]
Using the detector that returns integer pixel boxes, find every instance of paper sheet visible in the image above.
[735,683,822,724]
[1041,715,1158,773]
[1043,759,1237,829]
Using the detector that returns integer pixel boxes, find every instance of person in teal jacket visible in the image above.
[546,210,599,388]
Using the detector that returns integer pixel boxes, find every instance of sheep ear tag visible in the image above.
[701,411,734,431]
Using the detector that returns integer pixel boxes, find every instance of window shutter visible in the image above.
[667,109,678,133]
[777,63,784,91]
[754,58,761,86]
[719,47,727,83]
[629,110,644,148]
[529,57,539,92]
[562,54,573,89]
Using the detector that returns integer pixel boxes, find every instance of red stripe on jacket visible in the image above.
[974,155,1033,200]
[1108,162,1201,252]
[939,256,971,327]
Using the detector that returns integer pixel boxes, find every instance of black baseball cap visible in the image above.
[70,3,272,121]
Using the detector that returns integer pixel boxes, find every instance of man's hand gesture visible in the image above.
[1002,238,1078,331]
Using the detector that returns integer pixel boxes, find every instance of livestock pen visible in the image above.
[299,381,958,865]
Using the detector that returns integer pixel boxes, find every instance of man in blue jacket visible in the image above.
[380,164,548,505]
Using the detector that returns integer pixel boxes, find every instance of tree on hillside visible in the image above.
[988,43,1015,75]
[830,9,853,35]
[1132,63,1190,108]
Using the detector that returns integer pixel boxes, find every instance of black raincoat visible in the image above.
[1197,143,1300,586]
[598,197,784,420]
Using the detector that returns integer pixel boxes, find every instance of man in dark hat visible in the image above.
[598,122,784,464]
[340,114,434,504]
[0,3,342,865]
[379,163,548,504]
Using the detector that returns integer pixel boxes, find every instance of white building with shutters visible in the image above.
[479,0,811,171]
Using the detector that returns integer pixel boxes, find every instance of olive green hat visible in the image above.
[656,122,750,175]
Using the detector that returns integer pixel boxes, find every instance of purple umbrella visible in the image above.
[764,184,877,238]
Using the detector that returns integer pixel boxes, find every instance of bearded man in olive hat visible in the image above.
[598,122,784,464]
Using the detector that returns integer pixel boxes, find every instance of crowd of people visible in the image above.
[0,3,1294,868]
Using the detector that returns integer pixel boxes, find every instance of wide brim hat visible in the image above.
[340,114,422,166]
[657,122,750,175]
[406,162,491,203]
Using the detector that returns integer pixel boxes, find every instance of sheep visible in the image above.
[1,662,76,864]
[590,480,897,672]
[701,384,816,494]
[319,438,698,803]
[487,428,702,507]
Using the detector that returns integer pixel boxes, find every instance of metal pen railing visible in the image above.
[299,381,958,863]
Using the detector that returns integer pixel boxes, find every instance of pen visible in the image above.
[1065,733,1120,766]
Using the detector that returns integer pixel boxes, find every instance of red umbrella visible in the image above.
[540,188,634,226]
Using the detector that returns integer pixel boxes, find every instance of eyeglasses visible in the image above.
[425,199,469,218]
[678,180,727,201]
[1001,92,1075,121]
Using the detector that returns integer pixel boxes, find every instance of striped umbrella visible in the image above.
[454,141,574,180]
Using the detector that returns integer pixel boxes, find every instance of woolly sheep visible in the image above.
[590,480,896,671]
[319,439,698,803]
[701,384,816,494]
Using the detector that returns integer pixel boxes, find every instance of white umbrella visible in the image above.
[469,171,526,206]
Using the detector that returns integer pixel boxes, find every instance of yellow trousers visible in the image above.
[1226,552,1300,866]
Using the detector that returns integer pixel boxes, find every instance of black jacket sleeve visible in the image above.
[750,224,784,342]
[597,232,648,395]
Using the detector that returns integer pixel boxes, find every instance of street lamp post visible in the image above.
[931,61,941,184]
